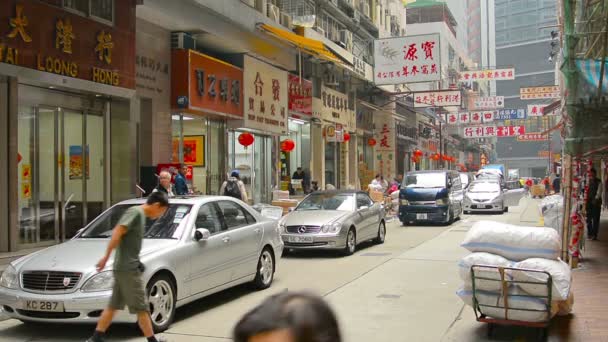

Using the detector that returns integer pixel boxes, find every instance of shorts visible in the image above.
[109,270,148,314]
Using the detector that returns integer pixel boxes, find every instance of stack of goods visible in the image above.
[358,163,375,190]
[457,221,574,322]
[539,194,564,236]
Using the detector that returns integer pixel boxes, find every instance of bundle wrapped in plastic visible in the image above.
[461,221,560,261]
[512,258,572,301]
[458,253,515,291]
[539,195,564,236]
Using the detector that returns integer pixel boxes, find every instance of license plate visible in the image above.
[416,213,428,220]
[288,236,313,243]
[22,300,64,312]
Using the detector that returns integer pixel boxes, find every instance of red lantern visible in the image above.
[343,132,351,142]
[442,154,449,161]
[433,153,440,161]
[280,139,295,152]
[414,149,423,157]
[368,138,377,146]
[238,132,254,148]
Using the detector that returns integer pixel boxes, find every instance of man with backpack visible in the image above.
[220,170,249,202]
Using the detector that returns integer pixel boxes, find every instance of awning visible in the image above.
[258,24,347,65]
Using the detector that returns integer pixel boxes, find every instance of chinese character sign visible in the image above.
[244,56,288,134]
[470,111,482,124]
[374,33,441,85]
[316,85,355,131]
[459,112,470,124]
[527,104,548,117]
[413,90,462,108]
[517,133,548,142]
[459,68,515,81]
[520,86,560,99]
[288,74,312,116]
[447,113,458,125]
[494,109,527,120]
[471,96,504,110]
[463,125,525,138]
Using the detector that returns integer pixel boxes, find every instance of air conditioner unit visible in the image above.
[241,0,255,7]
[280,12,292,29]
[339,30,353,52]
[267,3,280,22]
[170,32,196,50]
[255,0,267,16]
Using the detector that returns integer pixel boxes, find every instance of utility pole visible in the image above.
[439,120,443,169]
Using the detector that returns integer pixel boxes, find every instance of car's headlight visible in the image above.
[81,271,114,292]
[0,265,19,289]
[278,219,287,234]
[400,199,409,205]
[322,221,342,234]
[436,198,449,206]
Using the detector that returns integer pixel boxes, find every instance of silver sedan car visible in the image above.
[0,196,283,332]
[463,181,523,214]
[279,190,386,255]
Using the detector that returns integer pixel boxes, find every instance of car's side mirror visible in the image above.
[194,228,211,241]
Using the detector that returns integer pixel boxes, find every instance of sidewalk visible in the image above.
[552,215,608,341]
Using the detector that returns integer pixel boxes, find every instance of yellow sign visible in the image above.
[55,18,75,54]
[21,164,31,181]
[22,182,31,199]
[94,30,114,64]
[7,5,32,43]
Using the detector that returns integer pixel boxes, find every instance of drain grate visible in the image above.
[360,252,392,257]
[377,294,401,299]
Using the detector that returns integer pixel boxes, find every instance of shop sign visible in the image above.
[459,68,515,81]
[413,90,461,108]
[471,96,504,110]
[0,1,135,88]
[520,86,560,100]
[374,114,395,179]
[494,109,526,120]
[395,122,417,141]
[136,21,170,99]
[171,49,243,118]
[356,107,374,132]
[446,113,458,125]
[517,133,547,142]
[463,125,526,138]
[527,104,550,117]
[325,124,344,142]
[352,56,366,78]
[288,74,312,116]
[315,85,355,131]
[471,111,495,123]
[374,33,441,85]
[243,56,288,134]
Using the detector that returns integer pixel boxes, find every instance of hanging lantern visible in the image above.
[343,132,351,142]
[368,138,377,146]
[280,139,295,152]
[238,132,255,148]
[442,154,449,161]
[432,153,440,161]
[413,149,423,157]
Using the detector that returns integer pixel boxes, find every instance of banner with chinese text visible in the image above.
[526,104,552,117]
[459,68,515,82]
[517,133,548,141]
[520,86,560,99]
[494,108,527,120]
[412,90,462,108]
[471,96,504,110]
[374,33,441,85]
[463,125,526,138]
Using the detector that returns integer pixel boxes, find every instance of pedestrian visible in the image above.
[370,174,388,193]
[233,291,342,342]
[542,176,551,195]
[552,175,561,194]
[174,165,189,195]
[220,170,249,202]
[86,191,169,342]
[152,171,174,197]
[311,181,319,192]
[586,168,602,240]
[525,178,533,197]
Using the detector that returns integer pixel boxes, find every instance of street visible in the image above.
[0,198,548,342]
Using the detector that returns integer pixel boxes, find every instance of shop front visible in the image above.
[356,105,375,188]
[395,120,418,176]
[228,55,288,204]
[281,74,312,194]
[312,85,356,189]
[170,49,242,196]
[0,0,136,252]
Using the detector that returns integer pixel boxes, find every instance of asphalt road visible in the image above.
[0,197,547,342]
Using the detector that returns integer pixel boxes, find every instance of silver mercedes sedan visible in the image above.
[279,190,386,255]
[463,180,523,214]
[0,196,283,332]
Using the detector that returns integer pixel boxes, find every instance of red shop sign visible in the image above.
[288,74,312,116]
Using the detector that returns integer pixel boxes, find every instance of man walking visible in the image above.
[586,168,602,240]
[220,170,248,202]
[174,165,189,195]
[87,192,169,342]
[153,171,174,197]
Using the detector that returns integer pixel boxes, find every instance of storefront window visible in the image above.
[280,120,311,193]
[228,131,274,204]
[111,100,133,203]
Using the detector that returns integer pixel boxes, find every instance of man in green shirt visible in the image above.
[87,191,169,342]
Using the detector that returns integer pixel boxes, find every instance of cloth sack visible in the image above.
[458,252,515,292]
[461,221,560,261]
[512,258,572,301]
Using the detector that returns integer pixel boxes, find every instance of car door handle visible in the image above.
[222,236,231,243]
[254,228,261,234]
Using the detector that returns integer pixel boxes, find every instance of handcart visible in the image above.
[470,265,553,341]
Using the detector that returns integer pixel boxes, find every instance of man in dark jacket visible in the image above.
[174,165,189,195]
[586,168,602,240]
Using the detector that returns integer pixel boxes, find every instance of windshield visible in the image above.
[460,174,469,185]
[296,193,355,211]
[468,182,500,193]
[80,204,192,239]
[403,173,446,188]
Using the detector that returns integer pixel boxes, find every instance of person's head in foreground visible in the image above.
[233,292,342,342]
[144,191,169,219]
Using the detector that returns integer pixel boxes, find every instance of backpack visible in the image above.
[224,180,242,199]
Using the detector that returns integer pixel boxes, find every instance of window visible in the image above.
[63,0,114,24]
[217,201,251,230]
[356,193,373,209]
[195,204,224,234]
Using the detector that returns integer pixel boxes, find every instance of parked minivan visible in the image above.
[399,170,463,225]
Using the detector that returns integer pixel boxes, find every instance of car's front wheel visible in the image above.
[147,274,176,333]
[375,221,386,244]
[252,248,274,290]
[344,228,357,255]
